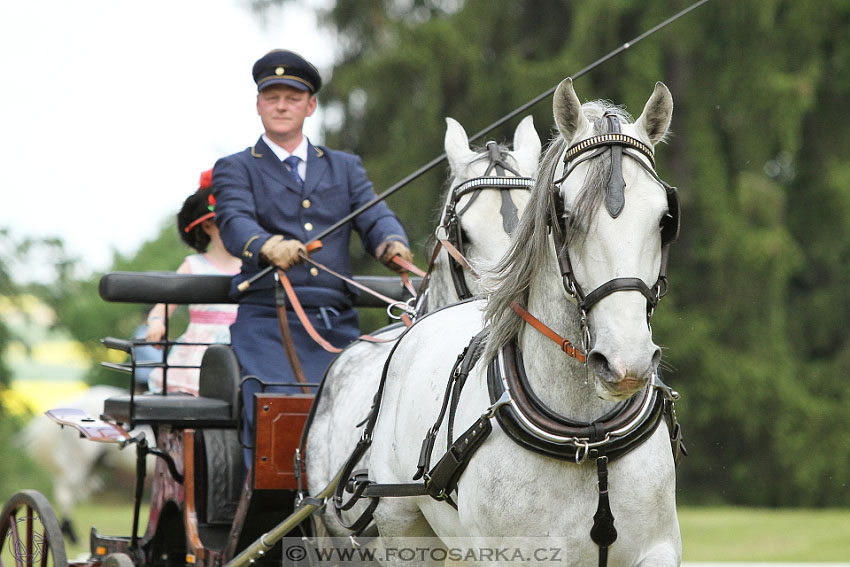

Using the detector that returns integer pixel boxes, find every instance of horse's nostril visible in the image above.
[588,351,613,380]
[651,348,662,372]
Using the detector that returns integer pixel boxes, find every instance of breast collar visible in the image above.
[486,339,685,464]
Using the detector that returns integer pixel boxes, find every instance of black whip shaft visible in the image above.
[238,0,711,292]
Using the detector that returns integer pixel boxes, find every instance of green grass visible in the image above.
[55,501,850,562]
[64,497,149,562]
[679,506,850,562]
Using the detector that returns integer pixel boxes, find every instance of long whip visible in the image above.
[237,0,712,292]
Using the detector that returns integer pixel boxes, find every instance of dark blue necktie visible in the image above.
[284,155,304,188]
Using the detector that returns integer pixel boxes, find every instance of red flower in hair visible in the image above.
[199,168,213,190]
[208,193,216,212]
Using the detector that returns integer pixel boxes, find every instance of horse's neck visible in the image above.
[518,241,614,422]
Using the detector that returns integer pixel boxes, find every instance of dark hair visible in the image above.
[176,187,214,252]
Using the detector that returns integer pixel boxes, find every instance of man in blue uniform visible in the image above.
[212,50,412,460]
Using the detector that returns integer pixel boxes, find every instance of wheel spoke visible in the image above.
[27,507,34,567]
[8,510,24,567]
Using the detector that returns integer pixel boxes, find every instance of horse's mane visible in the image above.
[483,101,632,360]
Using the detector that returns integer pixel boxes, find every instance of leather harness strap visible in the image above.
[510,301,587,362]
[277,271,343,354]
[274,271,313,394]
[385,255,427,278]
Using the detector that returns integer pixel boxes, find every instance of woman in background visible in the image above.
[145,169,241,394]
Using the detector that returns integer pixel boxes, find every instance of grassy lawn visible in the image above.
[679,506,850,562]
[64,496,150,562]
[55,500,850,562]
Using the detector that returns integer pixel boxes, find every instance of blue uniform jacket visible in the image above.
[212,137,409,308]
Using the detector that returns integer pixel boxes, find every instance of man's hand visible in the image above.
[375,240,414,273]
[260,235,307,271]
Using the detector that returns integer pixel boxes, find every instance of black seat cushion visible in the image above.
[103,393,236,427]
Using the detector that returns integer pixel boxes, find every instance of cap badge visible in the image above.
[275,66,285,76]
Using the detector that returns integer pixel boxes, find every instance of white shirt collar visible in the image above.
[262,134,310,163]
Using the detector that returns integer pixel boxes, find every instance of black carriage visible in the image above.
[1,270,415,567]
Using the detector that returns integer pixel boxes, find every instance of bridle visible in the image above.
[431,142,533,301]
[548,114,681,350]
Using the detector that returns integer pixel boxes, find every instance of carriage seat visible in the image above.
[103,344,240,428]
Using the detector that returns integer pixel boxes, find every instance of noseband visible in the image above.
[439,141,533,299]
[549,115,680,342]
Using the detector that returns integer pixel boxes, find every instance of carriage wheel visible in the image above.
[0,490,68,567]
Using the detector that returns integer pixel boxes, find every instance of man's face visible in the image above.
[256,84,317,144]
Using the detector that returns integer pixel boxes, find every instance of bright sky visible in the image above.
[0,0,334,276]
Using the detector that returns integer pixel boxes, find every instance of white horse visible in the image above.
[17,385,152,543]
[364,78,681,566]
[306,116,541,534]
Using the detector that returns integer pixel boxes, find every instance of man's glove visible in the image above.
[375,240,414,273]
[260,235,307,271]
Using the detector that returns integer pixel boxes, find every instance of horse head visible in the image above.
[552,78,674,400]
[432,116,541,305]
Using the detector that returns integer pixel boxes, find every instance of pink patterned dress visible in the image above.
[147,254,239,395]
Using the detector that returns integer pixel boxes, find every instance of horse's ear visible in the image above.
[553,78,589,144]
[512,116,542,174]
[635,82,673,145]
[445,117,476,174]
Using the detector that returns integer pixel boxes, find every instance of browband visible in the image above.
[453,176,534,199]
[563,133,655,169]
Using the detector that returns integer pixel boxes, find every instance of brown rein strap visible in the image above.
[275,249,420,364]
[388,256,426,298]
[274,275,313,393]
[510,301,587,363]
[277,270,344,354]
[438,235,475,274]
[299,250,418,310]
[387,255,427,278]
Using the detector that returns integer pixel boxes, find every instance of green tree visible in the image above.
[0,228,20,392]
[40,219,188,387]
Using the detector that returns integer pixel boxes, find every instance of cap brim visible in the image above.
[258,78,312,93]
